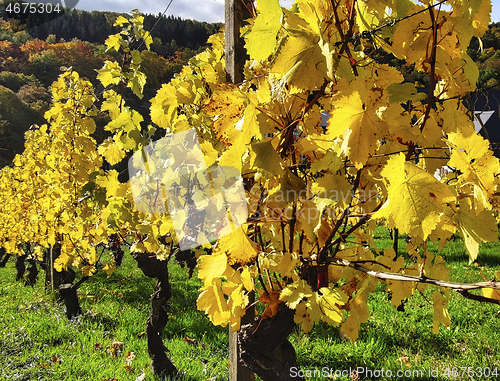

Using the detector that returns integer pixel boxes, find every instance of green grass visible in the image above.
[0,253,229,381]
[1,227,500,380]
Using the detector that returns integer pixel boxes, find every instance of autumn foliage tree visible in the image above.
[1,1,500,380]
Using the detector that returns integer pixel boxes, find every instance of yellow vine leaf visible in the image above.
[447,129,500,209]
[312,172,352,210]
[310,149,342,174]
[197,278,231,326]
[54,252,73,272]
[482,287,500,301]
[150,84,178,128]
[482,272,500,300]
[355,0,380,33]
[274,251,300,278]
[241,266,254,292]
[280,279,313,309]
[293,300,315,333]
[104,34,123,51]
[103,263,116,276]
[319,287,347,325]
[340,278,377,342]
[271,6,327,91]
[327,90,382,169]
[250,140,284,177]
[471,0,492,37]
[456,207,498,263]
[98,137,126,165]
[197,251,228,286]
[432,291,451,334]
[200,141,219,167]
[215,226,259,265]
[82,265,97,277]
[373,153,455,240]
[96,61,122,87]
[387,83,427,104]
[244,0,282,61]
[159,215,174,236]
[114,15,129,26]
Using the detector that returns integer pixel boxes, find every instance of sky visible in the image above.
[71,0,499,24]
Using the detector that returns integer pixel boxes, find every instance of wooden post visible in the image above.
[229,293,255,381]
[392,228,398,255]
[225,0,252,84]
[50,245,54,291]
[225,0,255,380]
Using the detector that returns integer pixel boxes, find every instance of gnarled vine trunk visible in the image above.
[59,282,81,318]
[25,258,38,286]
[43,243,88,319]
[134,253,177,379]
[15,253,27,281]
[239,303,304,381]
[0,248,11,267]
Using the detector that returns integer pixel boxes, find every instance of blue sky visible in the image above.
[73,0,499,24]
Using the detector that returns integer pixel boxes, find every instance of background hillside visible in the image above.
[0,7,223,168]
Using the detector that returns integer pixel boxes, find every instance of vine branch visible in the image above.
[333,257,500,304]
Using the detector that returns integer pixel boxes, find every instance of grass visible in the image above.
[0,253,229,381]
[1,227,500,380]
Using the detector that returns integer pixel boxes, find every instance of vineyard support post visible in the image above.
[225,0,255,380]
[50,245,54,291]
[392,228,398,254]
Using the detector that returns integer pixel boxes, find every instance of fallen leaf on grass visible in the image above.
[184,336,198,346]
[125,351,136,365]
[397,355,411,367]
[106,341,124,357]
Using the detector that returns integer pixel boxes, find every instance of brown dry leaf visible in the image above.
[350,368,360,381]
[125,351,136,366]
[341,277,359,296]
[106,341,124,357]
[184,336,198,346]
[259,291,282,319]
[317,217,333,248]
[397,355,411,367]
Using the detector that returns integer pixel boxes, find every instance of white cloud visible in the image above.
[75,0,225,23]
[75,0,499,25]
